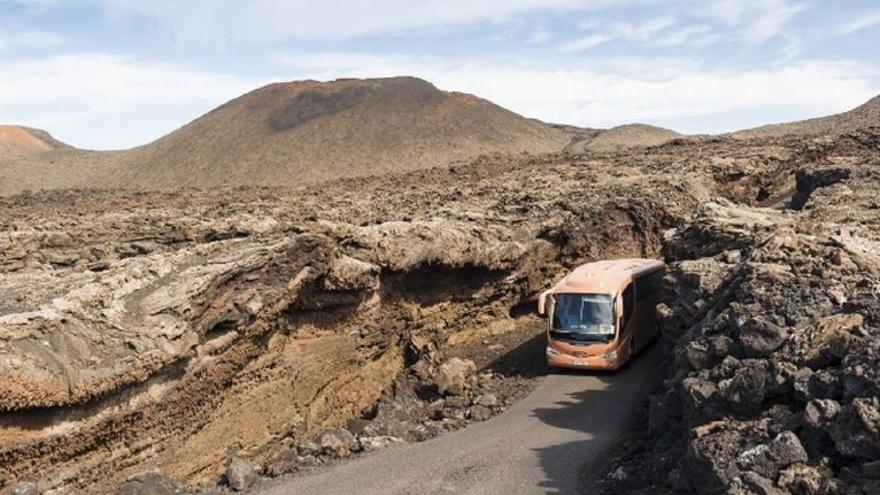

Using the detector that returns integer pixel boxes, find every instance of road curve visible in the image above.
[256,345,662,495]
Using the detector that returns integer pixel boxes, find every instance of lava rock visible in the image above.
[829,397,880,460]
[719,361,768,412]
[8,482,38,495]
[443,396,469,409]
[225,456,255,491]
[476,393,498,408]
[316,428,357,457]
[735,431,808,479]
[737,471,788,495]
[296,441,321,457]
[433,358,476,396]
[130,241,158,254]
[115,472,178,495]
[804,399,841,428]
[468,405,492,421]
[738,317,788,358]
[358,435,404,452]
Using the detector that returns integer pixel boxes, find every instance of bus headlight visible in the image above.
[546,346,562,357]
[601,350,618,360]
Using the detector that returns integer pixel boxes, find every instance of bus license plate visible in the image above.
[572,358,589,367]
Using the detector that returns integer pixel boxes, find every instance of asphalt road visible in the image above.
[256,345,661,495]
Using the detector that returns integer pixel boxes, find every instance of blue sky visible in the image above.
[1,0,879,149]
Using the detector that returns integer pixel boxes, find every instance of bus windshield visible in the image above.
[550,293,615,342]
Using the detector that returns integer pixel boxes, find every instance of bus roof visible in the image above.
[550,258,664,295]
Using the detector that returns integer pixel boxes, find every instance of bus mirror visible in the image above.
[537,290,550,316]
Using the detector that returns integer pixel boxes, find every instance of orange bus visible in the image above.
[537,258,664,370]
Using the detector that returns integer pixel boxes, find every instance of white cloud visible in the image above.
[0,53,262,148]
[560,34,613,52]
[275,51,879,133]
[561,15,676,51]
[655,25,714,46]
[835,10,880,36]
[14,29,64,47]
[91,0,623,42]
[693,0,807,44]
[527,26,552,44]
[740,0,807,44]
[610,15,677,40]
[0,29,64,50]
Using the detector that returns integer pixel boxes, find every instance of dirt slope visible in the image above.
[585,123,681,152]
[0,126,60,158]
[113,76,571,189]
[0,126,123,196]
[730,95,880,139]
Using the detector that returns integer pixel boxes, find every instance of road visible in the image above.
[256,345,661,495]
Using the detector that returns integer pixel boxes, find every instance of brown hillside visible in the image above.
[729,95,880,139]
[0,129,119,196]
[113,76,571,189]
[584,123,681,152]
[0,125,61,159]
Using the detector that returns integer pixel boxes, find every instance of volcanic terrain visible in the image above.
[0,81,878,495]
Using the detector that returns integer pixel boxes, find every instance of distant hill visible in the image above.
[729,95,880,139]
[588,123,681,151]
[114,76,571,190]
[569,123,681,153]
[0,77,572,195]
[0,126,66,159]
[0,126,120,196]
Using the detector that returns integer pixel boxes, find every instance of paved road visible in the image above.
[256,345,661,495]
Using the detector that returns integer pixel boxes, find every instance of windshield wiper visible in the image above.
[550,330,611,342]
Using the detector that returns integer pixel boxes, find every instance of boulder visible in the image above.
[225,456,255,491]
[829,397,880,460]
[114,472,178,495]
[806,314,863,368]
[316,428,357,457]
[735,431,807,479]
[296,441,321,457]
[130,241,157,254]
[477,393,498,408]
[737,317,788,358]
[719,361,768,412]
[263,448,300,477]
[358,435,404,452]
[8,482,38,495]
[778,464,836,495]
[468,405,492,421]
[803,399,841,428]
[737,471,788,495]
[433,358,476,396]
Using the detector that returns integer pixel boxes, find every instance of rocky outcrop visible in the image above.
[600,141,880,494]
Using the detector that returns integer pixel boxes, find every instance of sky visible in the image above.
[1,0,879,150]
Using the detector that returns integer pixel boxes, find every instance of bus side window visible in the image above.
[622,282,634,327]
[636,270,662,302]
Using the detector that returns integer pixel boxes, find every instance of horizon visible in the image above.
[2,0,880,150]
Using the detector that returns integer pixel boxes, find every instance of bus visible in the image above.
[537,258,664,370]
